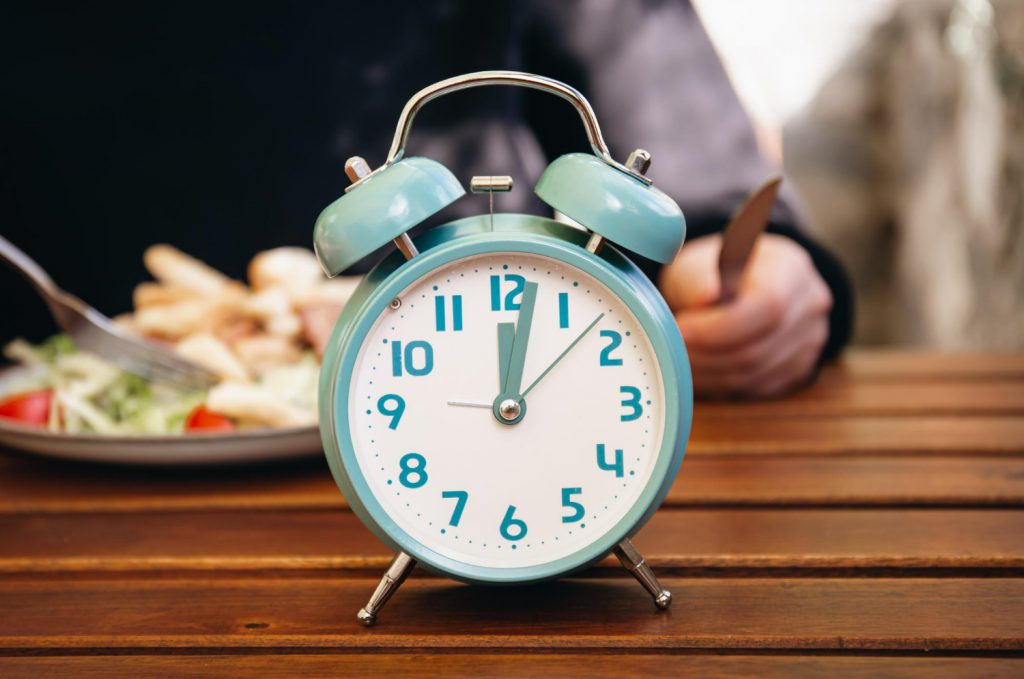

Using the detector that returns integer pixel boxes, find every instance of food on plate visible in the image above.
[0,389,53,428]
[0,245,360,435]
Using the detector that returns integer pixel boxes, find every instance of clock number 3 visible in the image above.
[619,386,643,422]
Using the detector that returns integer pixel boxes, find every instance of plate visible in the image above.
[0,366,322,465]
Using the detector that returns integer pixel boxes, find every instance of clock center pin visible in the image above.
[493,395,526,425]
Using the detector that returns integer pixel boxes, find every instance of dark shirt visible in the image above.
[0,1,851,358]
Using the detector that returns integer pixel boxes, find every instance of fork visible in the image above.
[0,234,218,391]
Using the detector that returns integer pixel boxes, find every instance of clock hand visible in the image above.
[497,321,515,392]
[519,312,605,400]
[447,400,491,408]
[501,281,538,398]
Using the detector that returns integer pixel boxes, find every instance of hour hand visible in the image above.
[501,282,538,398]
[497,322,515,392]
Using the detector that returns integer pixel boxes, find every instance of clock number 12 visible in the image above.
[490,274,526,311]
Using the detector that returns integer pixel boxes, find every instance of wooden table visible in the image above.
[2,350,1023,677]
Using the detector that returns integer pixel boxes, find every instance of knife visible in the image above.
[717,175,783,304]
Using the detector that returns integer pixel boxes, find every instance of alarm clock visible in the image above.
[313,71,692,626]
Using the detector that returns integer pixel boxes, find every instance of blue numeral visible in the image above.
[391,340,434,377]
[490,274,526,311]
[561,487,584,523]
[558,292,569,329]
[596,443,624,477]
[599,330,623,366]
[619,386,643,422]
[435,295,463,332]
[499,504,528,541]
[398,452,428,488]
[442,490,468,527]
[376,394,406,429]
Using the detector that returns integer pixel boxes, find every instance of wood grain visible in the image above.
[0,350,1021,671]
[1,655,1021,679]
[1,508,1021,574]
[3,454,1024,515]
[1,577,1021,651]
[689,416,1024,456]
[830,351,1024,381]
[696,380,1024,417]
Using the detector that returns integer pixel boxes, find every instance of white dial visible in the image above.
[348,252,665,569]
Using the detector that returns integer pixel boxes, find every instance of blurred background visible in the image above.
[2,0,1021,350]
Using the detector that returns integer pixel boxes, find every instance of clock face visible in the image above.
[346,251,666,571]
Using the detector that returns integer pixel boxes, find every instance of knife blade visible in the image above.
[717,175,783,304]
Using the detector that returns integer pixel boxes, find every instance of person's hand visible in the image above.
[658,233,832,398]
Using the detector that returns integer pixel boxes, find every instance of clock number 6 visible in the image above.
[596,443,625,478]
[441,490,468,527]
[561,487,585,523]
[398,453,428,488]
[499,505,528,541]
[376,394,406,429]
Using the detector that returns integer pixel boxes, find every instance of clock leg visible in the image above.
[613,538,672,610]
[357,551,417,626]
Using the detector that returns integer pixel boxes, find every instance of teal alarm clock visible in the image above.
[313,72,692,626]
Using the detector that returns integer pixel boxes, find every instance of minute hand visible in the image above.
[502,281,538,397]
[519,312,605,401]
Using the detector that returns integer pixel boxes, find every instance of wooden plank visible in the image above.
[2,509,1021,574]
[3,455,1024,513]
[697,381,1024,417]
[689,416,1024,456]
[0,577,1021,651]
[829,351,1024,382]
[0,655,1020,679]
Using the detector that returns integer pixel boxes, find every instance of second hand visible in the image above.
[519,312,604,400]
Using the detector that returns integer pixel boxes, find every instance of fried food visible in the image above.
[143,244,237,295]
[174,333,251,382]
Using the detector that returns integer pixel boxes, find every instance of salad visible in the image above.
[0,245,359,435]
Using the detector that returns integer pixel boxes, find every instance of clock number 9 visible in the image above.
[398,452,428,489]
[561,487,585,523]
[619,386,643,422]
[499,505,528,541]
[596,443,625,478]
[376,394,406,429]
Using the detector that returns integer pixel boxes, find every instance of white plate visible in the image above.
[0,366,323,465]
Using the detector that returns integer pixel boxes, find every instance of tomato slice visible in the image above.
[185,405,235,432]
[0,389,53,427]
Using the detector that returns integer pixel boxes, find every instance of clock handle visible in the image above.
[384,71,650,186]
[613,538,673,610]
[357,551,417,627]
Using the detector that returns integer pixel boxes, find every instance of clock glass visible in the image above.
[347,251,666,570]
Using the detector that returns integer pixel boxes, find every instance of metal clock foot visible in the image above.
[357,551,417,626]
[613,538,672,610]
